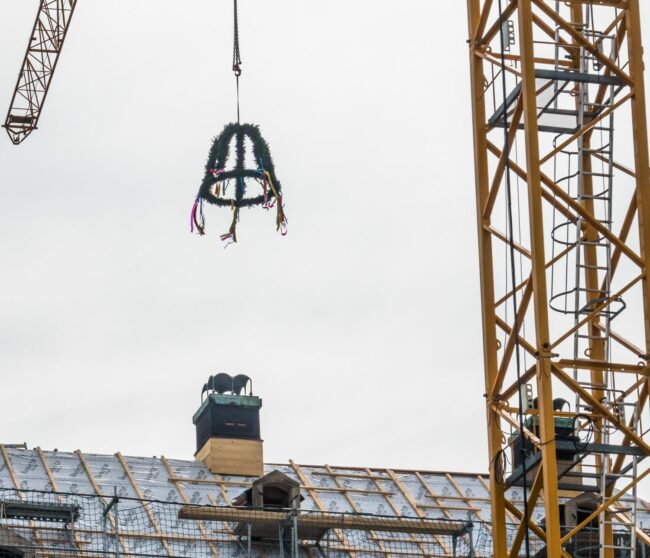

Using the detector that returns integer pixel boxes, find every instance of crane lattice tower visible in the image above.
[467,1,650,556]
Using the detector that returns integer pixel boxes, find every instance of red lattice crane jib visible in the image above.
[3,0,78,145]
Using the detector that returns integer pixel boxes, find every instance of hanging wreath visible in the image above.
[190,123,287,243]
[190,1,287,244]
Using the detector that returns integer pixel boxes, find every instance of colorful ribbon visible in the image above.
[263,171,287,235]
[190,198,205,235]
[192,167,287,242]
[220,206,239,244]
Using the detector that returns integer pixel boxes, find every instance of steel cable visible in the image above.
[232,0,242,123]
[496,1,532,556]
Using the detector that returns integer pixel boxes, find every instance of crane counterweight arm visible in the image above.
[3,0,78,145]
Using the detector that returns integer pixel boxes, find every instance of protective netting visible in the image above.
[0,489,479,558]
[472,523,545,557]
[3,489,646,558]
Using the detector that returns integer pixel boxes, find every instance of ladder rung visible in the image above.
[577,309,606,315]
[580,197,612,204]
[577,264,610,270]
[579,239,608,246]
[576,335,606,341]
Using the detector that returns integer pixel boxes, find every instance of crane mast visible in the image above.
[467,0,650,556]
[3,0,78,145]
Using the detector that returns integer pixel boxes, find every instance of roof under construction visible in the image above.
[1,445,649,558]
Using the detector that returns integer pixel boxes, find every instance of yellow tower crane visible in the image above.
[467,1,650,556]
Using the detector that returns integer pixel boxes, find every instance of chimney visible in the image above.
[193,373,263,477]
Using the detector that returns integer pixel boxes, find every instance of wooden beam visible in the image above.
[0,445,23,498]
[166,475,395,495]
[207,471,235,506]
[0,445,47,556]
[35,448,84,552]
[324,464,393,558]
[177,507,470,537]
[35,448,64,502]
[161,456,221,558]
[363,468,445,557]
[445,473,493,530]
[412,471,470,556]
[289,459,355,558]
[115,452,173,557]
[75,449,129,555]
[312,471,392,482]
[2,523,235,543]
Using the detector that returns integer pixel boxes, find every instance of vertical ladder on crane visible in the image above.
[549,10,641,557]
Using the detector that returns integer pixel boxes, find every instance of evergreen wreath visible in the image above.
[190,123,287,244]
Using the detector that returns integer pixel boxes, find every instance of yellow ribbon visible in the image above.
[264,171,287,232]
[221,205,239,243]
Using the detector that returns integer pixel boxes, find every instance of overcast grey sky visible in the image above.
[1,1,649,483]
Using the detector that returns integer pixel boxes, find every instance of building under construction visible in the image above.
[3,0,650,557]
[1,375,649,558]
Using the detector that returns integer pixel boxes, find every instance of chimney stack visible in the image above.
[193,373,263,477]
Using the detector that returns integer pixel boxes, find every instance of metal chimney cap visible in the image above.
[201,373,252,401]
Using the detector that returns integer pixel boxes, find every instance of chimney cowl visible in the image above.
[202,373,253,399]
[193,374,264,477]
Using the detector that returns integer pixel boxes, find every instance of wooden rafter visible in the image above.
[35,447,85,551]
[323,465,391,558]
[362,467,440,558]
[288,459,356,558]
[115,452,173,557]
[0,445,47,556]
[444,473,492,530]
[385,469,452,556]
[75,449,130,555]
[167,475,395,496]
[161,456,221,558]
[0,444,23,498]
